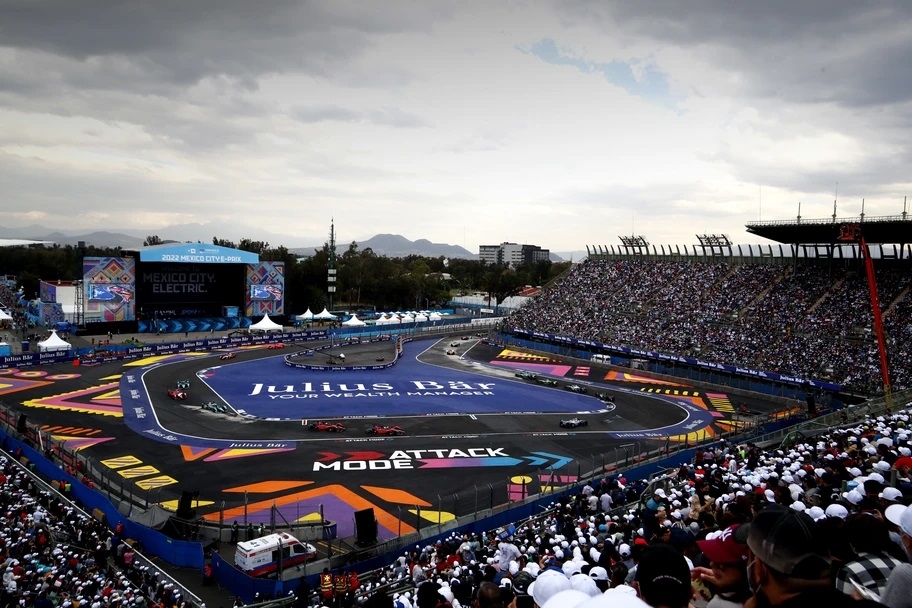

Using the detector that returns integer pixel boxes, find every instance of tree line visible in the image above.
[1,237,570,314]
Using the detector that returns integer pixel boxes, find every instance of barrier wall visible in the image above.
[506,331,841,399]
[0,428,205,569]
[283,336,398,372]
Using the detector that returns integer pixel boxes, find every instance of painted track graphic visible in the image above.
[9,336,787,542]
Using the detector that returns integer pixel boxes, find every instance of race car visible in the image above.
[168,388,188,400]
[450,341,461,347]
[515,371,538,380]
[176,380,191,389]
[309,421,346,433]
[219,352,237,360]
[596,392,615,403]
[559,418,589,428]
[537,377,558,387]
[461,336,470,340]
[565,384,588,394]
[446,349,457,355]
[267,343,285,349]
[366,423,405,436]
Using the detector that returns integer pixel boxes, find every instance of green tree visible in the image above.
[143,235,162,246]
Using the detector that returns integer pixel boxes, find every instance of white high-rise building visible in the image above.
[478,242,550,267]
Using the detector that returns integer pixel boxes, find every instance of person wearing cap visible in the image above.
[634,544,693,608]
[744,505,882,607]
[693,525,751,608]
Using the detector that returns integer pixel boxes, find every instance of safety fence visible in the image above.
[0,433,205,607]
[0,406,206,566]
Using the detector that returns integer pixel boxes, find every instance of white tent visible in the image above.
[313,308,338,321]
[385,315,401,325]
[342,314,365,327]
[429,312,442,321]
[0,309,12,321]
[249,314,283,333]
[414,313,428,322]
[296,308,314,321]
[38,330,71,352]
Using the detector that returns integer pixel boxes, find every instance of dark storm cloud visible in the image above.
[0,0,441,90]
[560,1,912,107]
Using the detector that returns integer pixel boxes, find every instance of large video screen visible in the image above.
[83,257,136,323]
[136,262,245,317]
[249,284,284,301]
[88,284,134,303]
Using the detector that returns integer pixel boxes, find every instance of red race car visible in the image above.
[219,352,237,360]
[366,423,405,436]
[168,388,188,400]
[267,343,285,349]
[309,421,346,433]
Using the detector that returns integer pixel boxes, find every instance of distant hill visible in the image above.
[0,225,477,260]
[291,234,476,259]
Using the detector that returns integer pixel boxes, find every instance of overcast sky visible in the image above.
[2,1,911,252]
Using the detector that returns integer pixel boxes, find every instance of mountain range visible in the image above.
[0,224,580,261]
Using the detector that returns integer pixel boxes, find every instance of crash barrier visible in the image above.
[284,335,399,372]
[505,331,846,403]
[0,413,205,570]
[0,436,204,607]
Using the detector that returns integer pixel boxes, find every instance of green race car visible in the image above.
[536,377,558,387]
[515,371,539,381]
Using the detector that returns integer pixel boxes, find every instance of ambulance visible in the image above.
[234,532,317,577]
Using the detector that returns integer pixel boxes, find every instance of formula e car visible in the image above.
[176,380,191,389]
[559,418,589,428]
[515,371,538,381]
[309,421,346,433]
[219,352,237,360]
[537,377,559,387]
[168,388,188,400]
[366,423,405,436]
[565,384,588,394]
[267,343,285,349]
[450,341,461,347]
[446,349,457,355]
[596,392,615,403]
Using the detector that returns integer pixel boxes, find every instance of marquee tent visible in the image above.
[249,314,283,333]
[296,309,314,321]
[37,330,71,352]
[429,312,442,321]
[342,315,365,327]
[313,308,337,321]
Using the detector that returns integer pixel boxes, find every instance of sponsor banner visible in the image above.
[310,448,573,472]
[512,329,841,392]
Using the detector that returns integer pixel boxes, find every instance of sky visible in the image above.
[1,1,911,253]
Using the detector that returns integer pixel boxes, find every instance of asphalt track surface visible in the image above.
[3,335,787,546]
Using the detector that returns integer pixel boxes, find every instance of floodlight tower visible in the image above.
[327,219,337,311]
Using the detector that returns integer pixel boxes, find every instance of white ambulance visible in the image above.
[234,532,317,577]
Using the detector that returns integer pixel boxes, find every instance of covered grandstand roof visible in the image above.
[746,214,912,245]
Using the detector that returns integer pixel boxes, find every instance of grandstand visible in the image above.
[509,218,912,398]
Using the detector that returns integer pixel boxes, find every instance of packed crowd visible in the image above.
[341,404,912,608]
[0,450,194,608]
[507,258,912,394]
